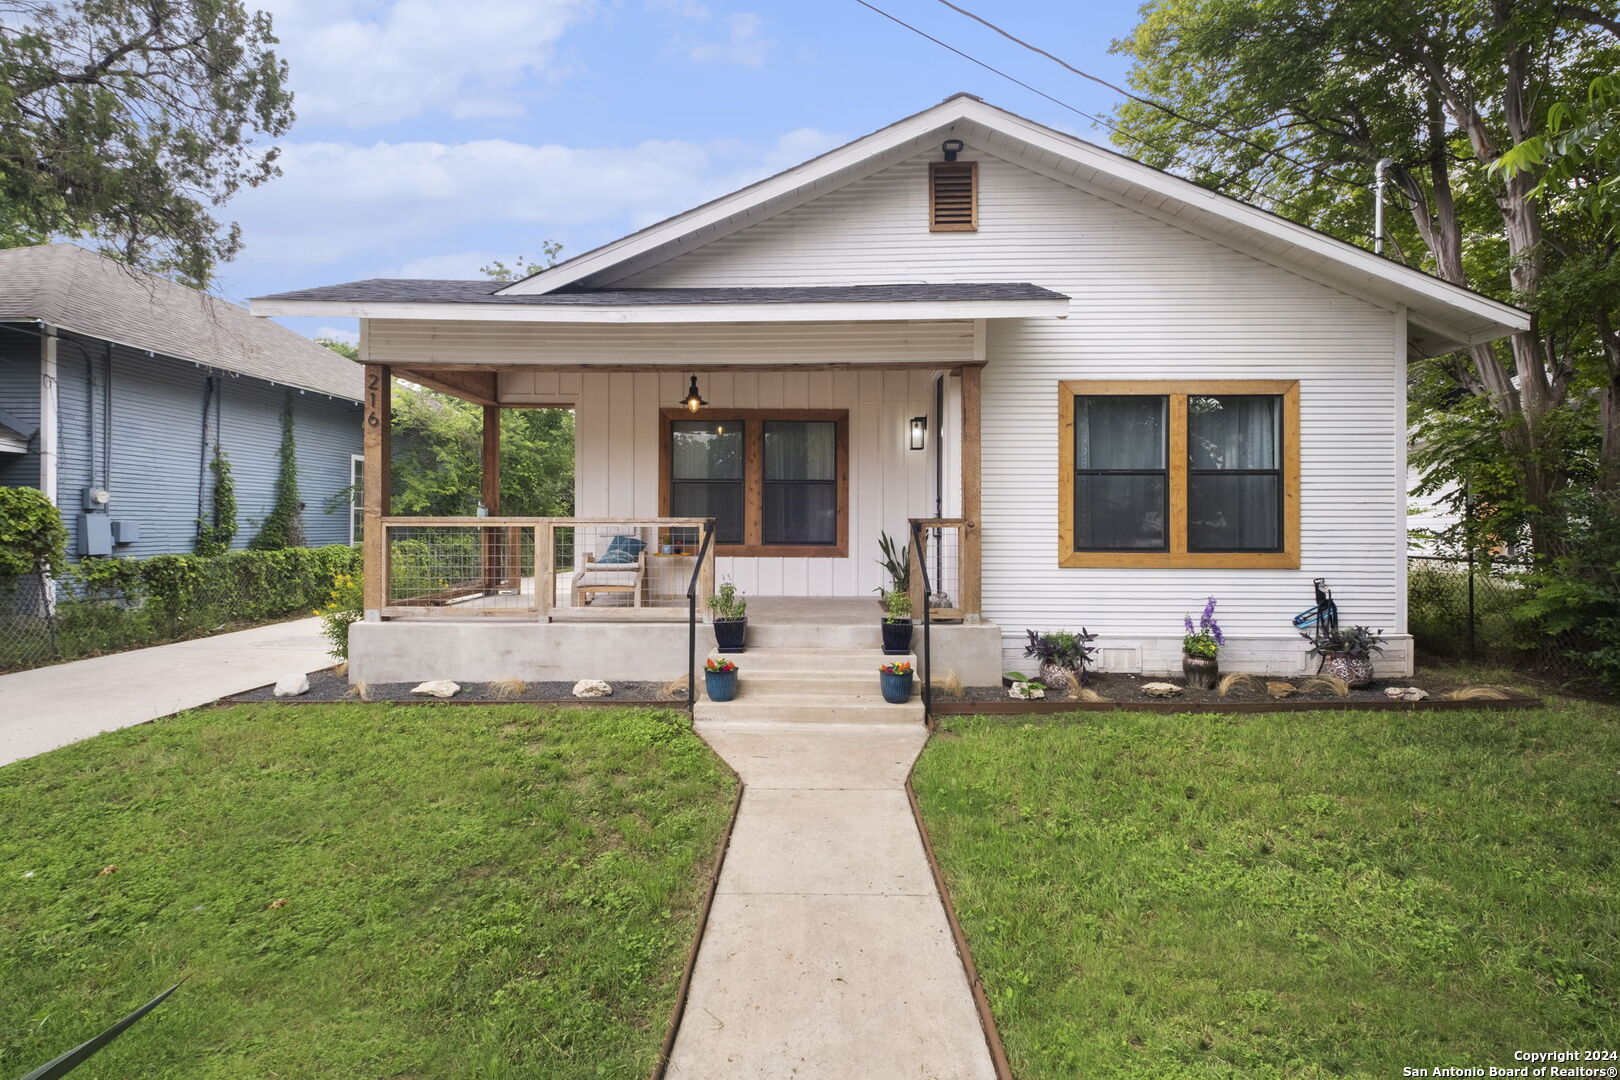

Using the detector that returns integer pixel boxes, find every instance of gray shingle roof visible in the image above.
[0,245,362,400]
[252,280,1069,306]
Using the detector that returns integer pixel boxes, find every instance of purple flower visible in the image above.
[1184,614,1195,634]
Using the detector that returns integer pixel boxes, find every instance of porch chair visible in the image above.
[572,534,648,607]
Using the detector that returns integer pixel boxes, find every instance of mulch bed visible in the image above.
[226,669,683,706]
[939,670,1538,713]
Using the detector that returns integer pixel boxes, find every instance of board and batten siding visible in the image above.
[609,143,1410,674]
[495,367,945,599]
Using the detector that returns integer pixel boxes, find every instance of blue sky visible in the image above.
[221,0,1142,342]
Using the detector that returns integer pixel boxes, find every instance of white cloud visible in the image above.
[229,128,844,270]
[393,251,504,279]
[682,12,773,68]
[258,0,596,125]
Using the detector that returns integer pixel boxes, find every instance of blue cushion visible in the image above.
[596,549,636,564]
[603,534,645,559]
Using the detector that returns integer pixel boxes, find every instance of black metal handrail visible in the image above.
[909,518,932,716]
[686,520,716,707]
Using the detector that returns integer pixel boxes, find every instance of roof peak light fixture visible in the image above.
[679,374,708,413]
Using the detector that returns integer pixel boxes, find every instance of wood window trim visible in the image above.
[929,160,978,232]
[659,407,849,558]
[1057,380,1301,569]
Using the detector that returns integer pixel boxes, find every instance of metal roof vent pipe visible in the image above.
[1374,157,1395,256]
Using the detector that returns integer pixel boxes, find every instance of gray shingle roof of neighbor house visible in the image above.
[251,280,1071,306]
[0,244,363,401]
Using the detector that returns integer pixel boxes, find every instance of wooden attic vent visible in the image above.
[929,161,977,232]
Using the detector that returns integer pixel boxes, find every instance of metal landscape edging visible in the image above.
[647,755,743,1080]
[904,752,1015,1080]
[928,695,1542,716]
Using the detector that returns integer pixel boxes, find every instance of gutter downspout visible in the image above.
[39,323,59,613]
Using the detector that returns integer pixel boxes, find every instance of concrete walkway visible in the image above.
[0,617,331,767]
[669,722,997,1079]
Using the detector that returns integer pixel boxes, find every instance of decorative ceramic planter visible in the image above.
[713,618,747,653]
[1320,652,1374,688]
[881,618,913,656]
[880,669,914,704]
[704,668,738,702]
[1182,653,1219,690]
[1038,661,1081,694]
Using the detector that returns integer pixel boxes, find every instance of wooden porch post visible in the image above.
[961,363,982,618]
[362,364,392,615]
[481,404,502,589]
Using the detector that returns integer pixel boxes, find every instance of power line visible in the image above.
[848,0,1315,212]
[930,0,1371,193]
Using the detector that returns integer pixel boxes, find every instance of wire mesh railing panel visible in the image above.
[385,524,536,613]
[910,520,965,621]
[553,522,705,612]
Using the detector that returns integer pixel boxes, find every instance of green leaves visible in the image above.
[0,0,294,286]
[0,486,67,577]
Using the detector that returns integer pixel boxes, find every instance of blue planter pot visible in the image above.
[705,669,738,702]
[879,670,914,704]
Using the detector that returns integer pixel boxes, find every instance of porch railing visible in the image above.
[906,518,976,623]
[377,517,715,620]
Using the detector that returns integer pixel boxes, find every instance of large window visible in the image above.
[661,408,848,556]
[1058,381,1299,569]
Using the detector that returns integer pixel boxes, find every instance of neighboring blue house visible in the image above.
[0,244,363,560]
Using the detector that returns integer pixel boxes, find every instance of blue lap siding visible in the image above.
[6,325,361,560]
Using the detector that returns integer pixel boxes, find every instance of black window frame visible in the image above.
[1072,393,1171,554]
[1185,394,1285,554]
[669,418,746,546]
[761,419,839,547]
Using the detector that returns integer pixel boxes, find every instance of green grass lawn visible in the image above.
[0,703,736,1079]
[913,698,1618,1078]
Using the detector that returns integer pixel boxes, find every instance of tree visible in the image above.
[480,240,564,282]
[0,0,294,286]
[1109,0,1620,553]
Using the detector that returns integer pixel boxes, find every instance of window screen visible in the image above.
[1187,395,1283,552]
[1074,395,1168,551]
[669,420,744,544]
[762,420,837,545]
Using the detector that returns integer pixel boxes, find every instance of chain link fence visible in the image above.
[1408,554,1596,680]
[0,546,359,674]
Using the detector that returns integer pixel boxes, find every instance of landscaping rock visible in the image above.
[1141,681,1182,697]
[1008,682,1045,700]
[410,680,460,698]
[272,673,309,698]
[1384,686,1429,701]
[572,679,613,698]
[1266,681,1299,699]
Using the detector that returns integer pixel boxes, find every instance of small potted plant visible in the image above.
[879,660,914,704]
[881,588,913,655]
[1181,596,1224,690]
[1022,628,1098,696]
[708,580,747,652]
[1302,625,1385,687]
[705,656,739,702]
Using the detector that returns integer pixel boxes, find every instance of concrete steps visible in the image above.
[695,644,923,727]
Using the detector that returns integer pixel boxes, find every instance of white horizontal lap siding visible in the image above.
[612,144,1404,664]
[363,319,974,369]
[568,368,940,598]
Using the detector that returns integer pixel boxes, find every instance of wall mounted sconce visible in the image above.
[679,374,708,413]
[909,415,928,451]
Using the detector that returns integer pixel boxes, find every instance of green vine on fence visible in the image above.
[195,444,237,557]
[250,395,305,550]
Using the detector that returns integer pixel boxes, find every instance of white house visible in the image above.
[252,94,1528,699]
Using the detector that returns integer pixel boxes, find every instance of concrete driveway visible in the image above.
[0,617,332,767]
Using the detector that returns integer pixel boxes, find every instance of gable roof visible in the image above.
[0,244,362,400]
[495,93,1528,356]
